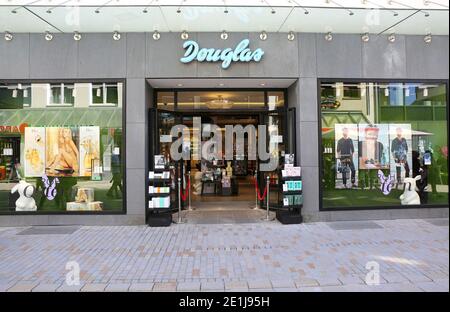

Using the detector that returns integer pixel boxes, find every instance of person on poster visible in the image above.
[391,127,410,183]
[359,126,386,169]
[336,127,356,188]
[47,128,79,174]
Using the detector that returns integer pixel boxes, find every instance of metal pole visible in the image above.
[174,177,185,224]
[188,171,195,211]
[253,170,259,210]
[262,175,274,221]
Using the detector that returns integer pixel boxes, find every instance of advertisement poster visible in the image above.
[358,124,390,170]
[24,127,46,177]
[389,124,412,183]
[79,126,100,177]
[334,124,359,188]
[46,127,80,176]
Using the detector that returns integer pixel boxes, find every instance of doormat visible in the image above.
[327,221,383,230]
[425,219,449,227]
[17,226,80,235]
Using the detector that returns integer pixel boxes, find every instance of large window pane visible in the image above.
[320,81,448,209]
[0,81,124,214]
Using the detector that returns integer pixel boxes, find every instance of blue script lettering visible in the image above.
[180,39,264,69]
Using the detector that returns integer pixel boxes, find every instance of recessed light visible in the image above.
[260,83,266,87]
[218,83,225,87]
[45,31,54,41]
[259,31,268,41]
[73,31,82,41]
[181,31,189,40]
[221,31,228,40]
[388,33,396,43]
[287,31,295,41]
[177,84,184,87]
[113,31,121,41]
[4,31,13,41]
[361,33,370,43]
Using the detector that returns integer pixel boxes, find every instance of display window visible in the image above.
[320,80,449,209]
[0,80,124,214]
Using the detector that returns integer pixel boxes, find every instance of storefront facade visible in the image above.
[0,32,448,226]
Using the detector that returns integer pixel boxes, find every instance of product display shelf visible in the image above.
[147,168,173,227]
[277,173,303,224]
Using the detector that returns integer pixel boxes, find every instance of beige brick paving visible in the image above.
[0,218,448,292]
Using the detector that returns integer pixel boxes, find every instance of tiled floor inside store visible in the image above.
[0,218,448,292]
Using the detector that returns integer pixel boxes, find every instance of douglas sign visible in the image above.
[180,39,264,69]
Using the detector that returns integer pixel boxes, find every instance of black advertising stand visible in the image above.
[276,166,303,224]
[147,168,173,227]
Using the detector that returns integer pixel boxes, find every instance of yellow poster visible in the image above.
[45,127,80,176]
[79,126,100,176]
[24,127,46,177]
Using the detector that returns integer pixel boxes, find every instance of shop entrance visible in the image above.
[148,87,296,224]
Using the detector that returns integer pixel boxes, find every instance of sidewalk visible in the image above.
[0,218,448,292]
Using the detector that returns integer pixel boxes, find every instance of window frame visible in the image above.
[0,78,127,216]
[317,78,450,211]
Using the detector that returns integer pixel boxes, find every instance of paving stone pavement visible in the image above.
[0,218,448,292]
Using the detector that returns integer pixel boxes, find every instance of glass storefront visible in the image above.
[320,80,449,209]
[0,81,124,214]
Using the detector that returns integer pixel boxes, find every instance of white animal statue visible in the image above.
[11,180,37,211]
[399,176,422,206]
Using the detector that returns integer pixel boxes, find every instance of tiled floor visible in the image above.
[0,218,448,292]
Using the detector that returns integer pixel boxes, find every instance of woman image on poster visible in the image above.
[46,128,79,175]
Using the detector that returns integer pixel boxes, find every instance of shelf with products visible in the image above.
[277,157,303,224]
[147,162,174,226]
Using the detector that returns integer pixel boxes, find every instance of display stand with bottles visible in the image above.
[147,167,173,227]
[276,164,303,224]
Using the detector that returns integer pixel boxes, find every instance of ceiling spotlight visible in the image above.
[393,11,399,16]
[304,10,310,15]
[325,32,333,42]
[181,31,189,40]
[259,31,268,41]
[349,11,355,16]
[177,8,181,13]
[11,9,17,14]
[221,31,228,40]
[4,31,13,41]
[361,33,370,42]
[271,9,276,14]
[46,9,52,14]
[424,33,432,44]
[95,9,100,14]
[113,31,121,41]
[287,31,295,41]
[73,31,82,41]
[224,8,229,13]
[143,8,148,13]
[424,11,430,17]
[44,31,54,41]
[388,33,396,43]
[153,30,161,41]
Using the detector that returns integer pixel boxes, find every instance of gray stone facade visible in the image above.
[0,32,448,225]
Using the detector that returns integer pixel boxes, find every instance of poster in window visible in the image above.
[334,124,359,188]
[45,127,80,176]
[24,127,46,177]
[358,124,390,170]
[79,126,100,177]
[389,124,412,183]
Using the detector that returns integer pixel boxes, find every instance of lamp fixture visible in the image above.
[424,33,432,44]
[206,95,233,109]
[153,30,161,41]
[361,33,370,42]
[113,31,121,41]
[384,87,390,97]
[181,31,189,40]
[220,30,228,40]
[45,31,54,41]
[23,89,29,98]
[259,31,268,41]
[287,31,295,41]
[423,88,429,97]
[388,33,396,43]
[12,89,18,98]
[73,31,82,41]
[325,32,333,42]
[4,32,13,41]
